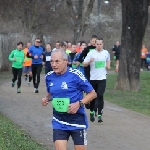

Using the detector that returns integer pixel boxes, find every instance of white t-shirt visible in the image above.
[84,49,110,80]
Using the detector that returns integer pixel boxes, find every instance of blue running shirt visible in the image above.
[45,67,93,130]
[28,45,43,64]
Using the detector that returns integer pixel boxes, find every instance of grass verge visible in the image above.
[105,71,150,116]
[0,72,48,150]
[0,113,48,150]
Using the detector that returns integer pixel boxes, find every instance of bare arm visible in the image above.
[68,89,97,114]
[83,58,94,67]
[106,60,111,69]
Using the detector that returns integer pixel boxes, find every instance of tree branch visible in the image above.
[66,0,76,20]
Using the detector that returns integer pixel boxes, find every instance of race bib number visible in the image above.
[95,61,105,68]
[114,56,116,60]
[46,56,51,61]
[52,98,70,112]
[72,64,77,69]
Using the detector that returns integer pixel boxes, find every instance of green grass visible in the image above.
[0,113,48,150]
[0,72,48,150]
[105,71,150,115]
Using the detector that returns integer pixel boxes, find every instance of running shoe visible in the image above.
[90,112,95,122]
[98,115,103,123]
[35,88,39,93]
[12,82,15,87]
[17,88,21,93]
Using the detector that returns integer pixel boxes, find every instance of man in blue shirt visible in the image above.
[27,38,44,93]
[42,49,97,150]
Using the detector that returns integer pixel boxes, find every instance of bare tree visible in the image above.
[115,0,149,91]
[66,0,95,43]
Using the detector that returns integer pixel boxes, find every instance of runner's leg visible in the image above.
[97,79,106,122]
[36,64,42,89]
[12,67,17,86]
[17,68,22,89]
[32,64,37,88]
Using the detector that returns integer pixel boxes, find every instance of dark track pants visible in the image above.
[90,79,106,115]
[12,67,22,88]
[32,64,42,89]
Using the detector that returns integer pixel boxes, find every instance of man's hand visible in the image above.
[68,101,80,114]
[40,55,43,59]
[90,58,94,63]
[42,97,49,106]
[13,58,16,61]
[34,54,38,59]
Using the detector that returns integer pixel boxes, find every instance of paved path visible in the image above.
[0,74,150,150]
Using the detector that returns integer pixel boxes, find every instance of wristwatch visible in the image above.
[79,100,84,107]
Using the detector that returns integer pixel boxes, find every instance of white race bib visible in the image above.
[46,56,51,61]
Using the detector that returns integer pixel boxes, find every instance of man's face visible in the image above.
[56,43,60,49]
[81,43,86,50]
[27,43,31,48]
[90,38,97,46]
[96,40,103,51]
[60,45,66,51]
[116,41,120,46]
[34,39,41,46]
[67,43,72,48]
[71,45,77,52]
[46,44,51,51]
[51,52,68,74]
[17,44,23,50]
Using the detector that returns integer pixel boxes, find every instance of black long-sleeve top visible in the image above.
[77,45,96,79]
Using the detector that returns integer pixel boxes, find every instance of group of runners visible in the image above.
[9,36,111,150]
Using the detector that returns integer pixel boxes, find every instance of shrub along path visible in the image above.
[0,73,150,150]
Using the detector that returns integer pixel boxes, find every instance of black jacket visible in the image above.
[77,45,96,80]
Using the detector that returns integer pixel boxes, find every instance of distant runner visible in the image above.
[8,42,24,93]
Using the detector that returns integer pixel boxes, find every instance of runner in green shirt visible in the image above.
[8,42,24,93]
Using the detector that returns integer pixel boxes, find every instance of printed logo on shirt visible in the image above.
[61,82,68,89]
[69,68,87,82]
[49,83,53,87]
[45,71,54,77]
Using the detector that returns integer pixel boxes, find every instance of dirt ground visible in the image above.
[0,73,150,150]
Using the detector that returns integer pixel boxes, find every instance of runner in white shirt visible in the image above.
[83,39,110,123]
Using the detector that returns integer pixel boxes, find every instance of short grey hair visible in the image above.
[51,49,68,60]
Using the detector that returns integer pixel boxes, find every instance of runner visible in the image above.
[60,41,71,54]
[76,36,97,81]
[83,39,110,123]
[8,42,24,93]
[73,41,87,74]
[43,43,53,74]
[68,44,77,68]
[112,41,121,72]
[42,49,96,150]
[27,38,44,93]
[140,44,148,71]
[52,41,60,51]
[76,36,97,110]
[23,42,32,86]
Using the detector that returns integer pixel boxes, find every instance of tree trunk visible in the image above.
[115,0,149,91]
[73,0,84,43]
